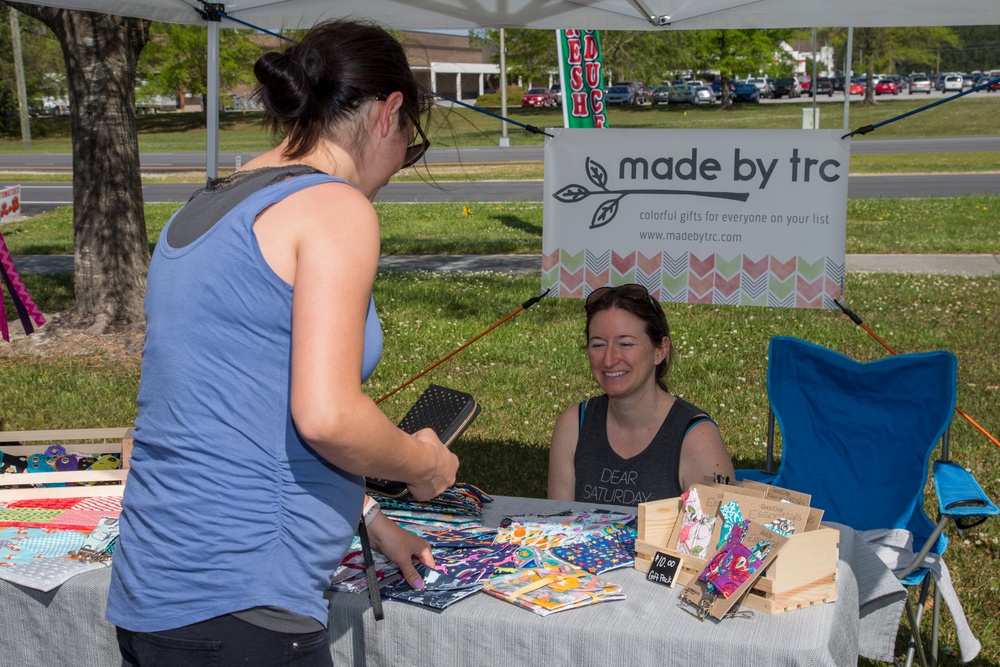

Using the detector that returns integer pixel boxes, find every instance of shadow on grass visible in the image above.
[17,274,75,312]
[450,438,548,499]
[491,212,542,237]
[730,454,779,477]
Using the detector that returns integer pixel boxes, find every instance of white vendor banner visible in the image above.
[542,128,850,309]
[0,185,21,221]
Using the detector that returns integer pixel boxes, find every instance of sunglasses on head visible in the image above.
[585,283,657,309]
[401,107,430,168]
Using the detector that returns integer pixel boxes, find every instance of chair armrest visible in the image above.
[735,469,776,484]
[933,460,999,519]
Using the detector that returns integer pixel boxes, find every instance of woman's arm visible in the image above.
[677,420,735,492]
[547,404,581,501]
[259,182,458,500]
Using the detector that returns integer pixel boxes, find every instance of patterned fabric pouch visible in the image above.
[407,525,497,548]
[549,534,634,574]
[381,563,482,610]
[676,487,716,558]
[329,540,400,593]
[428,544,520,585]
[482,565,625,616]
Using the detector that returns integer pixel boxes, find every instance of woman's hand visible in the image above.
[405,427,460,501]
[366,511,434,589]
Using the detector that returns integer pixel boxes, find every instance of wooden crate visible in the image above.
[634,496,840,614]
[0,427,132,501]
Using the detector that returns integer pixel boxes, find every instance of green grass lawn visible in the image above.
[2,270,998,665]
[1,94,997,153]
[2,196,998,256]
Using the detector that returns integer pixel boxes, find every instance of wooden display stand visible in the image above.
[0,427,132,501]
[635,496,840,614]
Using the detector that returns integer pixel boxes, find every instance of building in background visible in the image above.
[401,31,500,101]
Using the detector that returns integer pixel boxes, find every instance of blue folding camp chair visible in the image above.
[739,336,997,667]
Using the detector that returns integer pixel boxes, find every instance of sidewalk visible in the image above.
[11,253,1000,276]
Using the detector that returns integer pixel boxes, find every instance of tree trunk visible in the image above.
[6,2,150,332]
[856,28,878,107]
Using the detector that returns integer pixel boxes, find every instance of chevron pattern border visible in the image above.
[544,252,844,309]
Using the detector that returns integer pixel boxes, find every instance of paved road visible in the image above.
[1,136,998,172]
[5,173,998,216]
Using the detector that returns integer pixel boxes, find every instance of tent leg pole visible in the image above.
[207,21,220,182]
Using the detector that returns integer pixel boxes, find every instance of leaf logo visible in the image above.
[553,184,591,203]
[591,197,622,229]
[585,157,608,189]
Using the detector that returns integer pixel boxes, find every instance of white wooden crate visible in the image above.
[0,427,132,501]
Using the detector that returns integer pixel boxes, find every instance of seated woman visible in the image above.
[548,284,734,505]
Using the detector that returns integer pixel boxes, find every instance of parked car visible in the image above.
[942,74,963,92]
[849,78,865,95]
[668,85,695,104]
[814,77,834,96]
[772,77,801,99]
[875,79,898,95]
[987,70,1000,92]
[731,82,760,103]
[798,76,811,94]
[908,75,932,94]
[749,77,772,98]
[651,85,671,105]
[521,87,555,107]
[710,80,734,100]
[604,85,635,105]
[613,81,646,105]
[549,84,562,105]
[692,85,715,104]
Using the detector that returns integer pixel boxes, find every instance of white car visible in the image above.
[942,74,963,92]
[749,77,771,97]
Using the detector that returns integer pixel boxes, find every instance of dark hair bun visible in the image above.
[253,50,311,120]
[250,19,421,160]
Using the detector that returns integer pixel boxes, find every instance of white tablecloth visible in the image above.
[1,496,906,666]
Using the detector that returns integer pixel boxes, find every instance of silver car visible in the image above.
[692,86,715,104]
[908,75,932,94]
[651,85,671,105]
[668,85,695,104]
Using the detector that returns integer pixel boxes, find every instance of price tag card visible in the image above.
[646,551,683,588]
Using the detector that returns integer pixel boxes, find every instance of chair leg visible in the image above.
[904,597,931,667]
[931,584,941,663]
[903,577,933,667]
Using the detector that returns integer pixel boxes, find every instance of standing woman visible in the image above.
[548,284,734,505]
[107,20,459,666]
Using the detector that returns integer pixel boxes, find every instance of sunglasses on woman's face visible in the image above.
[402,108,430,168]
[585,283,657,310]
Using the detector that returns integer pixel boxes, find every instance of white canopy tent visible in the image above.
[11,0,1000,30]
[10,0,999,174]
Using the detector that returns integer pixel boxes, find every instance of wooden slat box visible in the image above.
[634,496,840,614]
[0,427,132,501]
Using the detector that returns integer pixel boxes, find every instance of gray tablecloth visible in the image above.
[1,496,906,666]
